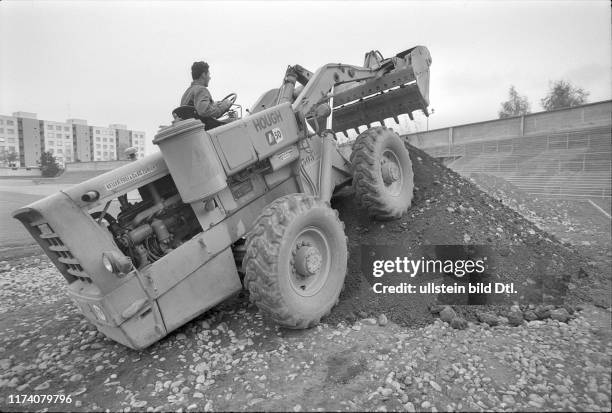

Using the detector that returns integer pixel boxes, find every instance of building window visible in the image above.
[64,127,70,131]
[56,133,63,139]
[7,138,16,143]
[7,120,14,126]
[56,125,62,131]
[48,141,55,146]
[96,144,101,149]
[7,129,14,134]
[96,130,100,134]
[0,128,3,133]
[0,120,3,124]
[57,149,63,154]
[96,137,101,142]
[96,151,101,156]
[65,134,70,139]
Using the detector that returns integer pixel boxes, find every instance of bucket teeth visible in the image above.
[342,130,349,138]
[408,112,414,121]
[392,116,399,124]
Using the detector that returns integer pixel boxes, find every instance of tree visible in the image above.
[498,85,531,118]
[540,80,589,111]
[40,151,62,177]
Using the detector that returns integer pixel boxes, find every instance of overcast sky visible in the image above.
[1,0,610,155]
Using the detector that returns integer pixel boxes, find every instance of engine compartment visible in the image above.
[92,174,202,269]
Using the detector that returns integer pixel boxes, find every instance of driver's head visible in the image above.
[191,61,211,86]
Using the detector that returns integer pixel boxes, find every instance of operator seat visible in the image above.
[172,105,225,130]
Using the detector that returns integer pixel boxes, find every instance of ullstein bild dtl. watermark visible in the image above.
[361,244,570,306]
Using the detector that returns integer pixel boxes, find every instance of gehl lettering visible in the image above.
[253,110,283,132]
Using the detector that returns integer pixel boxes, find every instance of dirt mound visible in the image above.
[468,172,611,310]
[327,143,594,327]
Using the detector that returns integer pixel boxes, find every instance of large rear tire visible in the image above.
[350,127,414,220]
[243,194,348,328]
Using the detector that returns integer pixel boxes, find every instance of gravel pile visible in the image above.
[328,143,593,327]
[467,172,612,310]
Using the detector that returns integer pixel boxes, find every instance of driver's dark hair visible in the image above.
[191,61,209,80]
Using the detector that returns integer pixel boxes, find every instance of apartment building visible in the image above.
[130,130,146,159]
[110,124,131,160]
[13,112,41,167]
[67,119,92,162]
[4,112,147,166]
[0,114,19,166]
[41,120,75,165]
[91,125,118,161]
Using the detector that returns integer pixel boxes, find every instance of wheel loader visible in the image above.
[13,46,432,349]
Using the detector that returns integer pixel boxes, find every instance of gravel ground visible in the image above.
[0,255,610,412]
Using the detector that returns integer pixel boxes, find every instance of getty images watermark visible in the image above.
[360,244,566,306]
[370,255,515,295]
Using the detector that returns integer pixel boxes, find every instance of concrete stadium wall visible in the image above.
[453,117,522,145]
[523,102,612,135]
[405,100,612,154]
[64,160,131,172]
[0,167,42,177]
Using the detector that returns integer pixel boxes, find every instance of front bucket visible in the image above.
[332,83,428,134]
[331,45,431,134]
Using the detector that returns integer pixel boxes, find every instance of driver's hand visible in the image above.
[221,99,233,112]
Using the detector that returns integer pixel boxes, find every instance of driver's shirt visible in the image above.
[180,79,226,119]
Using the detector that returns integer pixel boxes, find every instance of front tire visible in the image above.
[243,194,348,329]
[350,127,414,220]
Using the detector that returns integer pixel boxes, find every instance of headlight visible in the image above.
[102,251,133,276]
[102,254,114,272]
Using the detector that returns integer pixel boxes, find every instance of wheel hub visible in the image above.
[381,161,400,184]
[294,245,322,277]
[289,228,331,297]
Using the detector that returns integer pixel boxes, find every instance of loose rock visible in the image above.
[440,306,456,323]
[477,312,499,326]
[550,308,570,323]
[507,310,524,326]
[450,317,468,330]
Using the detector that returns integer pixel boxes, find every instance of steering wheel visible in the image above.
[220,93,237,115]
[221,93,237,106]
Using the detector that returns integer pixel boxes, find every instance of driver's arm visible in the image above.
[193,86,230,119]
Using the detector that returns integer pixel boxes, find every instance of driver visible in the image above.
[180,61,233,119]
